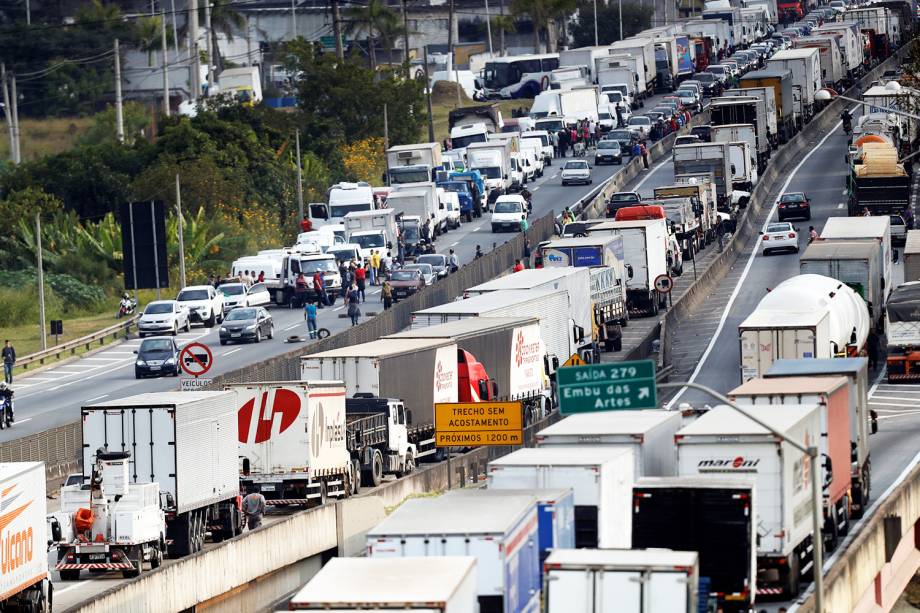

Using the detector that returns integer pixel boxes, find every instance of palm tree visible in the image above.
[491,14,517,55]
[345,0,402,70]
[133,15,168,67]
[204,0,246,73]
[510,0,574,52]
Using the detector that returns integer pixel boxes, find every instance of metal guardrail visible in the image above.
[17,315,139,371]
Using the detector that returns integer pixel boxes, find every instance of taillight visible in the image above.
[788,233,796,238]
[762,235,769,241]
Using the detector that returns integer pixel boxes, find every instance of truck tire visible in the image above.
[167,515,192,558]
[396,451,415,478]
[150,543,163,569]
[122,551,142,579]
[362,450,384,487]
[59,569,80,581]
[612,338,623,352]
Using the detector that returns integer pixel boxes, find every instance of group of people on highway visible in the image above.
[554,120,598,158]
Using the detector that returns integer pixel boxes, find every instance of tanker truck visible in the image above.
[738,274,870,381]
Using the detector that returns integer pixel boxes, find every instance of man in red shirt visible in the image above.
[513,260,524,272]
[354,264,367,301]
[300,215,312,232]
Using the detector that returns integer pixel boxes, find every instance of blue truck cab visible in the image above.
[437,180,476,222]
[449,170,488,215]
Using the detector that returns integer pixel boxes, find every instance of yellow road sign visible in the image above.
[434,401,523,447]
[563,353,586,367]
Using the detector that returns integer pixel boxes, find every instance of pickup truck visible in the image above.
[176,285,225,327]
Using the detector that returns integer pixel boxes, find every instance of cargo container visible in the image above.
[738,274,871,381]
[729,376,853,548]
[81,392,240,557]
[386,142,443,185]
[487,446,634,549]
[739,69,796,142]
[723,86,780,147]
[821,216,892,299]
[632,477,757,613]
[0,463,51,611]
[596,55,648,100]
[367,491,541,613]
[559,46,616,82]
[289,557,478,611]
[409,289,573,375]
[386,317,552,424]
[796,36,847,89]
[709,97,769,170]
[535,410,679,477]
[905,230,920,282]
[813,22,864,79]
[543,549,699,613]
[673,143,732,208]
[886,282,920,383]
[799,239,884,330]
[767,49,822,122]
[609,38,657,94]
[676,404,821,599]
[301,338,459,462]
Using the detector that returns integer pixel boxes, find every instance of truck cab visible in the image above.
[344,209,398,262]
[346,395,418,484]
[437,180,477,222]
[458,348,499,402]
[312,182,377,227]
[276,252,342,304]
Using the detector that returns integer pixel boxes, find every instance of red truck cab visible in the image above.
[457,349,498,402]
[614,205,666,221]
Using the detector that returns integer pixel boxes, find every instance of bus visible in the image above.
[477,53,560,99]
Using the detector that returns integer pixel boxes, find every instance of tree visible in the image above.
[570,0,653,47]
[509,0,575,52]
[78,102,151,147]
[345,0,402,70]
[133,15,174,67]
[205,0,246,74]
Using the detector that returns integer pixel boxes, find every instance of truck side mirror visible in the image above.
[491,381,499,398]
[626,264,634,280]
[49,517,62,543]
[406,409,413,425]
[822,454,833,490]
[478,380,489,400]
[870,409,878,434]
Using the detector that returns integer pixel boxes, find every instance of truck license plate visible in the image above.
[260,484,276,492]
[89,553,106,560]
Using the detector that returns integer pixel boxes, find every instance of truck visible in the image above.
[344,209,398,261]
[447,104,503,151]
[52,451,167,580]
[821,216,893,300]
[738,274,871,381]
[723,86,780,147]
[437,178,479,221]
[885,282,920,383]
[709,97,769,171]
[386,142,443,185]
[216,66,262,104]
[729,376,855,549]
[673,143,732,209]
[300,338,460,464]
[392,181,449,234]
[862,84,920,149]
[410,289,575,380]
[386,316,554,425]
[367,491,541,613]
[0,463,52,611]
[609,38,658,95]
[676,404,821,599]
[624,201,697,262]
[528,88,599,122]
[80,392,241,558]
[597,55,648,102]
[559,46,616,82]
[288,557,478,612]
[906,231,920,282]
[305,182,377,229]
[799,239,885,331]
[739,69,796,142]
[273,251,342,305]
[654,40,680,91]
[726,140,757,192]
[767,49,822,123]
[536,410,680,477]
[586,219,670,315]
[487,446,635,549]
[813,22,867,80]
[654,181,720,243]
[684,19,730,58]
[466,140,513,194]
[796,36,848,89]
[543,549,699,613]
[702,7,742,46]
[632,477,757,613]
[387,187,442,243]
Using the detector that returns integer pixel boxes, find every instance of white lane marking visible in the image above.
[85,394,108,403]
[472,227,480,232]
[450,241,460,247]
[103,352,134,355]
[81,357,122,362]
[54,580,91,594]
[15,418,30,424]
[283,323,301,331]
[868,401,920,408]
[16,377,56,382]
[532,186,541,191]
[877,411,920,419]
[633,156,672,192]
[842,188,848,195]
[870,395,920,402]
[667,122,842,407]
[837,203,845,209]
[222,348,242,356]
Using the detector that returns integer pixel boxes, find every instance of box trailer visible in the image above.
[367,491,541,613]
[543,549,699,613]
[673,143,733,208]
[0,463,51,610]
[676,404,821,599]
[767,49,822,122]
[723,86,779,148]
[739,69,796,142]
[632,476,757,613]
[905,230,920,282]
[609,38,657,95]
[821,216,892,300]
[81,392,240,557]
[535,410,679,477]
[799,239,884,330]
[487,446,634,549]
[729,376,854,548]
[886,282,920,383]
[796,36,847,89]
[709,97,769,170]
[289,557,477,611]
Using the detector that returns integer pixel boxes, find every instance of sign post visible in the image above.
[179,341,214,390]
[558,359,657,414]
[654,273,673,308]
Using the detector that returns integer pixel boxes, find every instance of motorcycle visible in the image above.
[0,387,14,429]
[117,296,137,319]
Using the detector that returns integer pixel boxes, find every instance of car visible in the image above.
[690,125,712,142]
[891,214,907,245]
[134,336,180,379]
[674,135,702,147]
[777,192,811,220]
[597,108,617,132]
[595,140,623,165]
[561,160,592,186]
[415,254,450,278]
[626,116,652,138]
[176,285,225,327]
[561,220,605,237]
[218,307,274,345]
[604,129,638,152]
[388,268,426,298]
[606,192,641,217]
[761,222,799,255]
[694,72,723,96]
[705,65,731,84]
[674,89,700,112]
[491,195,528,232]
[404,263,437,286]
[218,282,271,310]
[137,300,190,337]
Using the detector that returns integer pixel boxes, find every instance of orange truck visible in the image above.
[0,462,52,611]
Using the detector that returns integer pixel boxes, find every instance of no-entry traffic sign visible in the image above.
[179,342,213,377]
[654,274,674,294]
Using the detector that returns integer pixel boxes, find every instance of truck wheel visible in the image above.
[362,450,384,487]
[59,569,80,581]
[317,481,328,507]
[150,543,163,569]
[396,451,415,478]
[604,340,613,352]
[613,338,623,352]
[351,460,362,495]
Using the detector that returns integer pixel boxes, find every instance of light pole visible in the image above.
[593,0,599,46]
[814,82,920,121]
[485,0,494,56]
[618,0,623,41]
[658,380,825,613]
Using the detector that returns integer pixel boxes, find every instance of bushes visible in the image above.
[0,270,106,327]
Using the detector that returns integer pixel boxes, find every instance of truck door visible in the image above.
[647,572,691,612]
[781,327,817,359]
[389,402,409,455]
[596,570,641,612]
[546,569,592,612]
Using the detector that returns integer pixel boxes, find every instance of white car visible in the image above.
[490,195,528,232]
[761,222,799,255]
[626,116,651,138]
[561,160,592,186]
[176,285,225,327]
[137,300,190,338]
[218,282,271,309]
[404,263,437,286]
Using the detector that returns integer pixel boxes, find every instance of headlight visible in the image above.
[136,360,145,367]
[220,327,227,333]
[165,357,176,365]
[245,324,257,331]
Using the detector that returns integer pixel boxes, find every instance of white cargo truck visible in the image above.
[0,463,52,611]
[289,557,478,612]
[723,86,780,147]
[386,142,443,185]
[487,446,634,549]
[767,48,822,121]
[609,38,658,95]
[536,410,680,476]
[821,216,892,300]
[711,125,759,189]
[796,36,847,89]
[466,140,514,194]
[597,55,649,102]
[559,46,615,82]
[81,392,241,557]
[544,549,699,613]
[344,208,399,261]
[673,143,733,209]
[390,182,448,235]
[676,404,821,599]
[813,22,863,79]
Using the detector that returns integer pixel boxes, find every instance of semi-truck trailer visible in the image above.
[767,49,822,122]
[739,69,796,142]
[886,282,920,383]
[821,216,892,299]
[0,463,52,611]
[673,143,732,208]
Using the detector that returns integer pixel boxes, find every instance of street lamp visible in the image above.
[815,81,920,121]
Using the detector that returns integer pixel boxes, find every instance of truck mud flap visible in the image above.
[56,562,134,570]
[265,498,312,506]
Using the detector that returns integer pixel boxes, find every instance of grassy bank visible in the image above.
[429,85,528,142]
[0,116,93,162]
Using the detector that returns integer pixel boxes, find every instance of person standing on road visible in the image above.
[347,285,362,326]
[311,272,326,308]
[382,280,394,309]
[448,249,460,273]
[300,215,312,233]
[2,341,14,384]
[355,263,367,301]
[523,238,532,266]
[520,215,529,233]
[242,489,266,530]
[304,301,318,339]
[551,130,559,158]
[640,142,649,170]
[370,250,381,285]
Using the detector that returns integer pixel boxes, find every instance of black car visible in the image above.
[777,192,811,221]
[219,307,274,345]
[690,125,712,142]
[594,140,623,165]
[134,337,180,379]
[416,253,450,278]
[694,72,722,96]
[604,129,638,153]
[606,192,642,217]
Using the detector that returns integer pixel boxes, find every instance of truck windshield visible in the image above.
[329,203,372,218]
[389,167,431,184]
[452,133,487,149]
[351,234,385,248]
[440,182,470,195]
[300,259,338,274]
[402,225,420,241]
[524,135,550,147]
[537,119,564,132]
[473,166,502,179]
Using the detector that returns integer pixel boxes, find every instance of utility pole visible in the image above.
[1,64,15,164]
[245,16,252,66]
[25,0,30,25]
[331,0,344,60]
[423,47,435,141]
[189,0,200,101]
[170,0,180,61]
[35,213,47,351]
[383,103,390,186]
[295,131,304,222]
[11,72,20,164]
[619,0,623,41]
[484,0,493,56]
[499,0,505,55]
[161,12,171,117]
[291,0,297,38]
[402,0,410,72]
[204,0,214,90]
[175,174,186,289]
[593,0,599,45]
[115,40,125,143]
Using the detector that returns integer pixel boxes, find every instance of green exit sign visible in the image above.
[558,360,657,414]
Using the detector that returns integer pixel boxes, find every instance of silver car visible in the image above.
[138,300,190,337]
[404,263,437,286]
